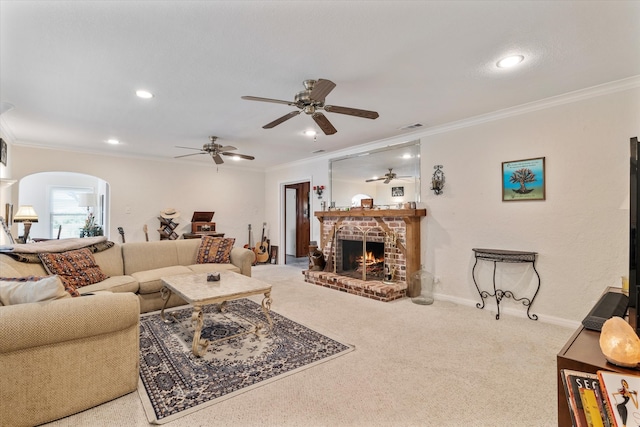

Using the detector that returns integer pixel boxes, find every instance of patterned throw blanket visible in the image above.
[0,236,115,263]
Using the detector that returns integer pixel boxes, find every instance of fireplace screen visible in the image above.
[338,239,385,280]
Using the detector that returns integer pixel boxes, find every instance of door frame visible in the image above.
[281,179,311,263]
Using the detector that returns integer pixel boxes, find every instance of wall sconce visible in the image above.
[431,165,445,195]
[13,205,38,243]
[313,185,325,199]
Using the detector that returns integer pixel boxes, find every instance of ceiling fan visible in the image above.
[175,136,255,165]
[241,78,379,135]
[366,168,411,184]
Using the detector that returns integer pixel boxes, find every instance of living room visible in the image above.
[1,1,640,426]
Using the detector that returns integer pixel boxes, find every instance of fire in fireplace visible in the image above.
[340,240,385,280]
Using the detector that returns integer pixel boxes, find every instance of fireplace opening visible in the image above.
[340,239,385,280]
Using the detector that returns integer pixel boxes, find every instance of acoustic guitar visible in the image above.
[117,227,125,243]
[254,222,269,263]
[143,224,149,241]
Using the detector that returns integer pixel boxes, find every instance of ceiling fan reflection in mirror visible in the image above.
[175,136,255,165]
[242,78,379,135]
[366,168,411,184]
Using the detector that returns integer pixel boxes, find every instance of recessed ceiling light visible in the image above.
[231,155,241,161]
[402,154,413,159]
[135,90,154,99]
[106,139,120,145]
[304,130,317,137]
[496,55,524,68]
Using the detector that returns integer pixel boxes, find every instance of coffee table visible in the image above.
[159,271,273,357]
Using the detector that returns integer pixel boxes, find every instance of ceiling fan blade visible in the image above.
[365,177,385,182]
[384,177,392,184]
[263,110,301,129]
[212,153,224,164]
[217,145,236,152]
[309,79,336,102]
[175,146,204,151]
[324,104,379,119]
[241,96,297,107]
[221,152,255,160]
[312,112,337,135]
[174,152,206,158]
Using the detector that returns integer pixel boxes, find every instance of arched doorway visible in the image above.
[16,172,109,240]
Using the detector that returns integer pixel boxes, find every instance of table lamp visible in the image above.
[77,193,97,213]
[13,205,38,243]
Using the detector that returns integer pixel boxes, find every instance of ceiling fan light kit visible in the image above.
[242,78,379,135]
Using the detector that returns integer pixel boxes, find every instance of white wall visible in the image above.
[421,87,639,323]
[267,84,640,323]
[6,148,266,244]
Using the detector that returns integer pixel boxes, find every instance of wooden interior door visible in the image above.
[284,182,310,259]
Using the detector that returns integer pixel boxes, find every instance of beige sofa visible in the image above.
[0,237,255,426]
[0,238,256,313]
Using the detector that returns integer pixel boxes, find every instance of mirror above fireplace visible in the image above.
[329,140,421,208]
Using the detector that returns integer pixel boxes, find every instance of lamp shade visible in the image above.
[77,193,97,208]
[13,205,38,223]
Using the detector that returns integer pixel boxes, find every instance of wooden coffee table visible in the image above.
[160,271,273,357]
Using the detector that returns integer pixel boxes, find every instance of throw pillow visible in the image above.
[196,237,235,264]
[38,248,108,296]
[0,275,71,305]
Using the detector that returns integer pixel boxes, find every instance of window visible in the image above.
[50,187,93,239]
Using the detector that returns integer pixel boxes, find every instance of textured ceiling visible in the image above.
[1,1,639,170]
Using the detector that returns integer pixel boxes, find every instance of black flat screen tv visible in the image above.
[630,136,639,333]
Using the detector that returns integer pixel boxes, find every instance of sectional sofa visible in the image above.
[0,237,255,426]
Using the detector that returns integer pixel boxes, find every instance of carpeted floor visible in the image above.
[45,264,574,426]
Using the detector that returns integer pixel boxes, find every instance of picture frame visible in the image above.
[270,245,278,264]
[361,198,374,209]
[0,138,6,166]
[502,157,546,201]
[391,186,404,197]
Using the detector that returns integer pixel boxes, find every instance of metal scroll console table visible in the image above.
[471,248,541,321]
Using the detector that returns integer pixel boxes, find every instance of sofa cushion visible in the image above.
[131,265,192,295]
[196,237,235,264]
[122,241,181,274]
[188,263,241,274]
[0,275,71,305]
[39,248,109,297]
[78,275,139,294]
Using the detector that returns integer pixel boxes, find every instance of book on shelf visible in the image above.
[561,369,613,427]
[597,370,640,427]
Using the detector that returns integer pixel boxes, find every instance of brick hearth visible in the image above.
[303,270,407,302]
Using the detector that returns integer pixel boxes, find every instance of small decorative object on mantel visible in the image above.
[360,198,373,209]
[313,185,325,199]
[599,316,640,368]
[431,165,445,195]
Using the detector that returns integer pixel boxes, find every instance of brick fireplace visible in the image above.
[304,208,426,302]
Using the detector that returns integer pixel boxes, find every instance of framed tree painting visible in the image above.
[502,157,545,201]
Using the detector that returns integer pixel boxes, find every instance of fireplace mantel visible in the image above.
[315,208,426,219]
[311,208,427,299]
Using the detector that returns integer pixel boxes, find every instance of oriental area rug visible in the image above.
[138,299,354,424]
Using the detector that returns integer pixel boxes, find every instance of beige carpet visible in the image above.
[44,264,574,426]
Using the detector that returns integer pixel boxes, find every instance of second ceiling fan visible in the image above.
[242,79,379,135]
